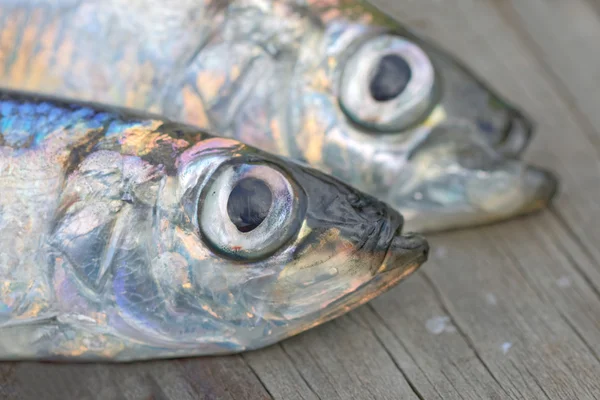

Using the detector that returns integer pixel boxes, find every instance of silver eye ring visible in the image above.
[339,34,437,132]
[198,160,305,261]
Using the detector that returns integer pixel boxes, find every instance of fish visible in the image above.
[0,0,558,233]
[0,88,429,361]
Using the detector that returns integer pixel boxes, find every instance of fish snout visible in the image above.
[521,165,559,213]
[377,231,429,276]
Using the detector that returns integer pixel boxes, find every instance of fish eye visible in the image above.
[198,161,306,261]
[339,34,436,132]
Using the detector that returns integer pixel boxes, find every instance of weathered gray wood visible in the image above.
[243,346,320,400]
[277,314,421,400]
[0,356,274,400]
[2,1,600,399]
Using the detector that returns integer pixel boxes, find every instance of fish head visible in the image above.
[280,0,559,232]
[168,135,428,346]
[51,124,428,353]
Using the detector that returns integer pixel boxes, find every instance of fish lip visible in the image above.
[539,169,560,203]
[296,232,429,334]
[522,165,560,213]
[376,230,429,276]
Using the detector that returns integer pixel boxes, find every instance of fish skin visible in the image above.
[0,0,559,233]
[0,89,429,361]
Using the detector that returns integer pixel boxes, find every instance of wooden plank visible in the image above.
[0,356,273,400]
[243,346,320,400]
[276,314,422,400]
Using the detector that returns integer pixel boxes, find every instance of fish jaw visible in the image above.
[237,163,429,331]
[387,122,559,233]
[239,225,430,354]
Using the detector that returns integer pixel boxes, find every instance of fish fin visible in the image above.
[0,312,59,329]
[0,312,126,361]
[0,312,62,360]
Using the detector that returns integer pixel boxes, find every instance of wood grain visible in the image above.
[2,1,600,399]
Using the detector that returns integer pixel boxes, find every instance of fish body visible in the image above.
[0,89,428,361]
[0,0,559,233]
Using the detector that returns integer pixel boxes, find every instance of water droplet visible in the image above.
[426,316,452,335]
[557,276,571,288]
[486,293,497,305]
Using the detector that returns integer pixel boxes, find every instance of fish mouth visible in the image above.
[289,229,429,336]
[494,110,534,159]
[519,165,560,214]
[377,231,429,276]
[369,200,429,277]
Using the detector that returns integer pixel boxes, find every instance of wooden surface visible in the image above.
[2,0,600,399]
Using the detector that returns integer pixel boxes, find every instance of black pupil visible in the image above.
[369,54,412,102]
[227,178,273,233]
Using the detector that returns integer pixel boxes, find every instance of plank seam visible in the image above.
[556,309,600,363]
[521,361,552,400]
[439,365,465,400]
[508,359,550,400]
[240,355,276,400]
[276,343,323,400]
[328,318,379,400]
[352,308,426,400]
[449,357,490,400]
[282,342,345,399]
